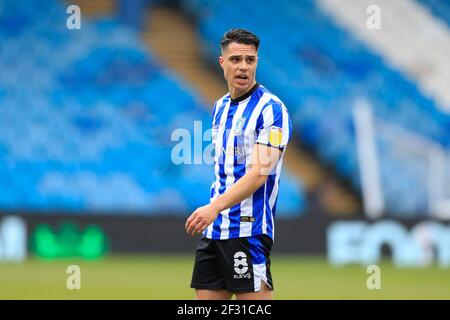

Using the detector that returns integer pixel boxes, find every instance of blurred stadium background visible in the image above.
[1,0,450,299]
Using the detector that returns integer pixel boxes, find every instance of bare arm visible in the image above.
[185,144,282,236]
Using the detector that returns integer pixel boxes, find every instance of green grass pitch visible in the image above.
[1,254,449,299]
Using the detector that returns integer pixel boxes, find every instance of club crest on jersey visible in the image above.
[269,126,283,146]
[234,118,246,135]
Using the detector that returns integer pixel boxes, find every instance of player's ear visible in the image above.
[219,56,224,69]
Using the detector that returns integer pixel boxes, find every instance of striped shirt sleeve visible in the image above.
[255,102,291,150]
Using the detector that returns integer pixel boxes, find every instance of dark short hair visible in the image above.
[220,28,260,51]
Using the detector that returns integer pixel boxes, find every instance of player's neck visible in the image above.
[229,81,258,102]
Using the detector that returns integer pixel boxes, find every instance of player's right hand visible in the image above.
[185,204,220,236]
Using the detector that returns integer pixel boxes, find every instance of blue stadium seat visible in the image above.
[181,0,450,216]
[0,0,306,216]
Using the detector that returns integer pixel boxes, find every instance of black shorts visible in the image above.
[190,234,274,293]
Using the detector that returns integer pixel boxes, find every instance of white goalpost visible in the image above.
[353,99,450,220]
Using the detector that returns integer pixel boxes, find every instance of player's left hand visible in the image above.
[185,204,220,236]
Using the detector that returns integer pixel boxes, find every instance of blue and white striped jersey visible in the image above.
[204,83,292,241]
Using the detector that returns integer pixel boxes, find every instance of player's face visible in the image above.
[219,42,258,99]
